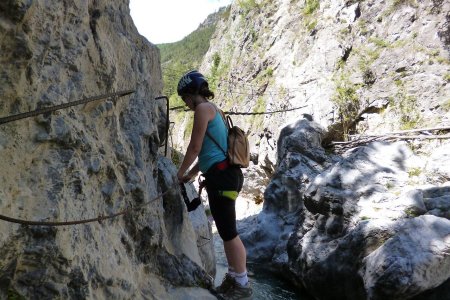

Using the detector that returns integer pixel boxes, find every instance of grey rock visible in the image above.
[0,0,214,299]
[425,144,450,182]
[239,118,332,264]
[398,189,427,216]
[362,216,450,300]
[187,0,450,220]
[245,117,450,299]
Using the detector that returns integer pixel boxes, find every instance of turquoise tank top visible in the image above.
[199,107,228,173]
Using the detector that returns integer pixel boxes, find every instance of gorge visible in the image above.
[0,0,449,299]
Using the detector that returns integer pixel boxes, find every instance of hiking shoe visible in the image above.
[220,281,253,300]
[216,273,236,294]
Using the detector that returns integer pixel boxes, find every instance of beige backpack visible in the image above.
[206,109,250,168]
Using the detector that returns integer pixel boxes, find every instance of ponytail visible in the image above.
[198,83,215,99]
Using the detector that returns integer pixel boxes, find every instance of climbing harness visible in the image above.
[0,89,135,125]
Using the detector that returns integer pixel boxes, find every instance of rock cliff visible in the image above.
[200,0,450,198]
[197,0,450,299]
[0,0,215,299]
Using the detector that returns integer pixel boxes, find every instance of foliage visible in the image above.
[253,96,266,113]
[157,9,229,149]
[171,149,183,168]
[408,167,422,177]
[385,182,395,190]
[161,61,190,98]
[404,207,420,217]
[237,0,259,15]
[385,0,418,15]
[363,69,376,85]
[444,73,450,82]
[435,56,450,64]
[336,58,346,70]
[208,52,222,89]
[394,80,420,130]
[369,37,390,48]
[303,0,320,15]
[158,11,223,97]
[399,97,420,129]
[392,0,418,8]
[442,99,450,111]
[355,46,381,73]
[184,114,194,140]
[8,289,25,300]
[208,57,231,91]
[429,49,440,57]
[305,19,318,31]
[158,25,216,69]
[206,39,234,92]
[250,28,258,42]
[222,5,232,20]
[169,94,184,110]
[332,74,360,138]
[250,97,266,130]
[358,19,369,35]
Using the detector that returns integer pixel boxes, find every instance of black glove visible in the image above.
[180,183,202,212]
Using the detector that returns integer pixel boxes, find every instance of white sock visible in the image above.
[228,267,236,277]
[234,271,249,287]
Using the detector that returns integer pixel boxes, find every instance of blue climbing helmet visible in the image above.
[177,70,208,96]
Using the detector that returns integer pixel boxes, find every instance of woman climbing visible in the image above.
[176,70,253,300]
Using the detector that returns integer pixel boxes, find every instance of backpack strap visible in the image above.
[205,104,228,157]
[214,105,230,130]
[205,130,227,157]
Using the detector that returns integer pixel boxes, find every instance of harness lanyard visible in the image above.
[179,177,205,212]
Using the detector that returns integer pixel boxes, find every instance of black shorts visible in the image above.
[204,163,244,242]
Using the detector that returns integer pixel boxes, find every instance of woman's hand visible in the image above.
[177,171,191,183]
[177,169,198,183]
[177,170,186,183]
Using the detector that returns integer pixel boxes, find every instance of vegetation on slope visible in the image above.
[157,6,230,150]
[158,7,229,102]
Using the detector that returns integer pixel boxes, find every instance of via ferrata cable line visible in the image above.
[0,189,170,226]
[169,104,307,115]
[0,89,135,125]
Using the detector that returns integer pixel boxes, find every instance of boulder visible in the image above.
[287,141,450,299]
[239,118,333,266]
[362,216,450,300]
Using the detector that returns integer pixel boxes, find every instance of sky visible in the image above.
[130,0,232,44]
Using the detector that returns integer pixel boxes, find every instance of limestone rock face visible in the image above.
[288,140,450,299]
[0,1,214,299]
[237,114,450,299]
[362,216,450,300]
[260,119,450,299]
[199,0,450,201]
[198,2,450,296]
[239,118,335,264]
